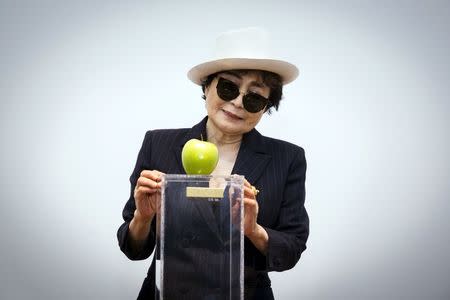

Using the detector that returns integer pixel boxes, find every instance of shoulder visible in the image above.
[144,127,189,139]
[143,117,207,140]
[258,132,305,158]
[139,127,189,151]
[258,133,307,179]
[145,128,189,140]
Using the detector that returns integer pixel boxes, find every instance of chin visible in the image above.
[216,120,246,135]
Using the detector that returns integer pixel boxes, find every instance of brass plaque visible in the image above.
[186,187,224,198]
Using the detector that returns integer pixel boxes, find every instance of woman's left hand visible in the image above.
[243,179,259,237]
[230,178,268,254]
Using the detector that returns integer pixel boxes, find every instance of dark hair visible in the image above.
[201,69,283,114]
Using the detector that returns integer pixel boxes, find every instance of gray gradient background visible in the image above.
[1,0,449,299]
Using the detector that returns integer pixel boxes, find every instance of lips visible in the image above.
[222,109,243,120]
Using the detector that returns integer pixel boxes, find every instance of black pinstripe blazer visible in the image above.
[117,117,309,299]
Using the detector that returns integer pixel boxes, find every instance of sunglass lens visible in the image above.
[243,93,268,113]
[216,78,239,101]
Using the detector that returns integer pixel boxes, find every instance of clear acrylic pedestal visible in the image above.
[156,175,244,300]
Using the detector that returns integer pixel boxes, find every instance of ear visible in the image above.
[202,75,216,100]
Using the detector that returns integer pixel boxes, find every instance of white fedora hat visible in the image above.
[187,27,299,85]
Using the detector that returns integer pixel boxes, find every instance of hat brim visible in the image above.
[187,58,299,85]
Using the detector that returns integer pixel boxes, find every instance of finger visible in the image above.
[243,180,259,195]
[243,179,252,188]
[140,170,165,181]
[243,186,257,198]
[243,198,258,215]
[139,170,163,182]
[137,177,161,189]
[243,197,257,206]
[251,186,259,196]
[135,186,156,194]
[135,181,159,192]
[152,170,165,182]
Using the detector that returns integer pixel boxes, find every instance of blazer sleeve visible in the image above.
[253,146,309,272]
[117,131,157,260]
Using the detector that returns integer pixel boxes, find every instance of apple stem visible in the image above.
[201,133,204,141]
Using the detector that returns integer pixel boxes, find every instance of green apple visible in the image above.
[181,138,219,175]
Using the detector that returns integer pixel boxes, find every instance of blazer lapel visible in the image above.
[232,128,272,186]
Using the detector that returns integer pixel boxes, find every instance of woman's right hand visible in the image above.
[133,170,165,222]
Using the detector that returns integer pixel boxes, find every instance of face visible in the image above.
[204,70,271,136]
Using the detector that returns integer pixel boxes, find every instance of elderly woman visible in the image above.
[117,27,309,300]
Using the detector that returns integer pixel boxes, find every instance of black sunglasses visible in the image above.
[216,77,269,113]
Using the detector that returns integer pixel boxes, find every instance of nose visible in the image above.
[230,91,245,109]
